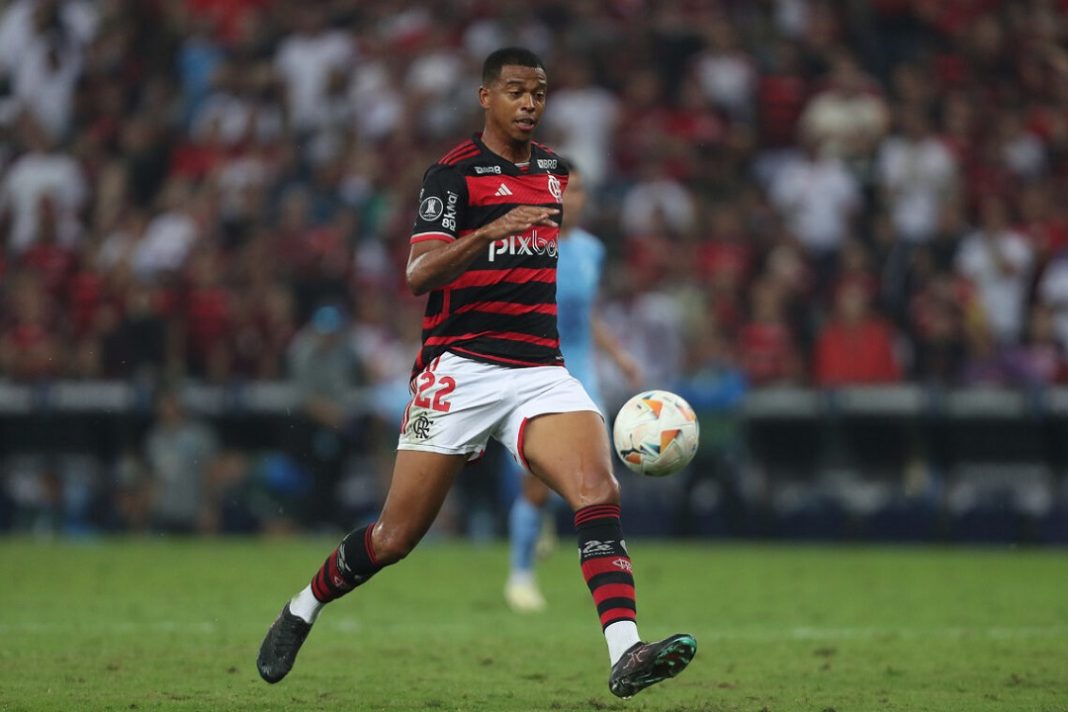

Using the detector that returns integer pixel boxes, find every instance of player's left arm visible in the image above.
[593,316,643,387]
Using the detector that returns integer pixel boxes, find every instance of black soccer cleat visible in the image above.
[608,633,697,699]
[257,603,313,683]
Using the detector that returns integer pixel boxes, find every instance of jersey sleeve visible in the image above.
[410,164,467,245]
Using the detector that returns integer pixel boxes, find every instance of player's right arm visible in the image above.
[405,165,557,296]
[407,207,558,295]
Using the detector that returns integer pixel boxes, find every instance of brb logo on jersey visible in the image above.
[487,228,558,262]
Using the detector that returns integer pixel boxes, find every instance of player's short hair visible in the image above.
[482,47,545,85]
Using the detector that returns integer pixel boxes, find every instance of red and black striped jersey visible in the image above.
[409,133,569,373]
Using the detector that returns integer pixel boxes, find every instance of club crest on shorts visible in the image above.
[409,412,433,440]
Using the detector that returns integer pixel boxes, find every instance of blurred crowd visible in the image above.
[4,0,1068,398]
[6,0,1068,535]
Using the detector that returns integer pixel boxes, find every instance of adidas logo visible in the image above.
[495,183,513,196]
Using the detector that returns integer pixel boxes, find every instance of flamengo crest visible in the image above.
[547,174,562,201]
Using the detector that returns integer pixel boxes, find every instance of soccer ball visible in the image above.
[612,390,699,477]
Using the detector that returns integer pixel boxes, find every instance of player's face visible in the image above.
[480,65,548,144]
[562,170,586,230]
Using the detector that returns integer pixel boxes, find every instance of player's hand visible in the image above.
[480,206,559,241]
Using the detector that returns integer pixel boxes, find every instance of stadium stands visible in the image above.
[2,0,1067,541]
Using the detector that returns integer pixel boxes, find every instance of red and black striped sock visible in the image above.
[574,504,637,630]
[310,524,383,603]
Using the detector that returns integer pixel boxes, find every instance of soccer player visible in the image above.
[257,47,696,699]
[504,162,644,613]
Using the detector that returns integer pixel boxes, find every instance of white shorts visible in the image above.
[397,351,602,468]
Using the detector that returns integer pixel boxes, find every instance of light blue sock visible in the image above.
[509,495,541,577]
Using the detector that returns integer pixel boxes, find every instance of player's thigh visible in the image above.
[373,449,467,563]
[520,410,619,511]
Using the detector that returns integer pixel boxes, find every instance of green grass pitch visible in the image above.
[1,538,1066,711]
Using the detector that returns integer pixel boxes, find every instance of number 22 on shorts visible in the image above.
[413,370,455,413]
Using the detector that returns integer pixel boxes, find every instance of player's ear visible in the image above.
[478,85,491,109]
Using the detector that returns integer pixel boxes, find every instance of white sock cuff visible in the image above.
[604,620,640,665]
[289,584,323,624]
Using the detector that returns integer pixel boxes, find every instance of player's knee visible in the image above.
[371,524,420,565]
[572,469,620,510]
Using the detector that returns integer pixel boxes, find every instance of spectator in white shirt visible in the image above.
[273,6,355,133]
[876,108,959,244]
[956,197,1034,343]
[1037,250,1068,350]
[543,56,620,191]
[0,112,87,253]
[0,0,96,79]
[12,28,82,140]
[620,159,697,238]
[131,179,203,280]
[997,110,1046,181]
[799,52,889,162]
[769,137,860,259]
[692,18,757,122]
[404,28,474,140]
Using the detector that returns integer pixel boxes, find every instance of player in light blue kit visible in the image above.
[504,163,642,612]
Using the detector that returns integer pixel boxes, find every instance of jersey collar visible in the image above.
[472,132,539,175]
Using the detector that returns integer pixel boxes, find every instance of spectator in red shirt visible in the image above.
[183,247,234,380]
[187,0,271,46]
[756,40,809,149]
[18,196,79,299]
[813,280,902,386]
[0,271,63,380]
[737,277,803,386]
[1018,179,1068,265]
[231,281,297,379]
